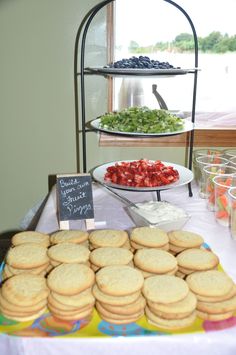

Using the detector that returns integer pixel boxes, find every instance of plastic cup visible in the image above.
[229,156,236,167]
[203,165,236,211]
[228,187,236,240]
[193,149,223,185]
[213,175,236,227]
[223,149,236,159]
[196,155,229,198]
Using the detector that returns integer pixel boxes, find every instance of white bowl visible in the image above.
[125,201,190,232]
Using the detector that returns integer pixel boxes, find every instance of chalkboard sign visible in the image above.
[56,174,94,226]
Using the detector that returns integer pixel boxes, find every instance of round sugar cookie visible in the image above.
[50,230,88,245]
[48,301,93,316]
[92,284,140,306]
[51,288,94,308]
[1,274,49,307]
[149,307,193,320]
[168,230,204,248]
[100,295,146,316]
[48,293,94,312]
[12,231,50,247]
[96,301,144,321]
[140,267,178,279]
[50,307,93,321]
[197,294,236,314]
[6,243,49,269]
[197,310,234,321]
[96,265,144,296]
[130,241,169,251]
[48,242,90,264]
[0,304,46,318]
[145,306,196,330]
[186,270,234,297]
[90,247,133,267]
[1,307,47,322]
[176,248,219,271]
[195,285,236,302]
[143,275,189,304]
[134,248,177,273]
[130,227,168,248]
[89,229,128,248]
[6,263,49,276]
[47,263,95,295]
[148,291,197,315]
[0,293,47,313]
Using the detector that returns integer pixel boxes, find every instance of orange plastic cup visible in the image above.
[203,165,236,211]
[213,175,236,227]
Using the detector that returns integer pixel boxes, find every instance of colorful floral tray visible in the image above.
[0,244,236,338]
[1,307,236,338]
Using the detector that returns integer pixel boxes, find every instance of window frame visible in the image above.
[102,1,236,148]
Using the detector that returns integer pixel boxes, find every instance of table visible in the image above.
[1,182,236,355]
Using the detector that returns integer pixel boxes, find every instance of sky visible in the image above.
[115,0,236,46]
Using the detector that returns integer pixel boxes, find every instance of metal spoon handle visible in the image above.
[95,181,139,209]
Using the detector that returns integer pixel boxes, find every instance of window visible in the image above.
[104,0,236,146]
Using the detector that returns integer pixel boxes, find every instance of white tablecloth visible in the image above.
[1,182,236,355]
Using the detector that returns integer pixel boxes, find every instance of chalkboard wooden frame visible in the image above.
[56,173,94,230]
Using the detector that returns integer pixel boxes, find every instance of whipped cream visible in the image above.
[130,201,187,224]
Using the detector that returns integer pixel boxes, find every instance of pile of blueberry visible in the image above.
[104,56,180,69]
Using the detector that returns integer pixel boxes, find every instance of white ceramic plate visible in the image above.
[91,160,194,192]
[85,67,197,76]
[90,118,194,137]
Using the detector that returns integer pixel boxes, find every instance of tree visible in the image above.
[175,33,193,43]
[201,31,222,52]
[128,40,140,52]
[173,33,194,52]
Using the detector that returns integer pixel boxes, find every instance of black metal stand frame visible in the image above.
[74,0,198,198]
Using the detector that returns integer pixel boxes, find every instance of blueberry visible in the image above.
[104,56,178,70]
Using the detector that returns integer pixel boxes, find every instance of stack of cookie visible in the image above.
[47,263,95,321]
[130,227,169,252]
[134,248,178,278]
[89,247,133,272]
[0,273,49,322]
[143,275,197,330]
[3,243,50,280]
[89,229,129,250]
[176,248,219,279]
[50,230,89,247]
[94,265,145,324]
[168,230,204,256]
[47,242,90,269]
[186,270,236,321]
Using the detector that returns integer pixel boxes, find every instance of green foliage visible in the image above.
[128,40,140,52]
[129,32,236,54]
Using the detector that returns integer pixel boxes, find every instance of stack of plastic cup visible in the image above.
[195,155,229,198]
[228,187,236,240]
[213,175,236,227]
[203,165,236,211]
[193,149,223,185]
